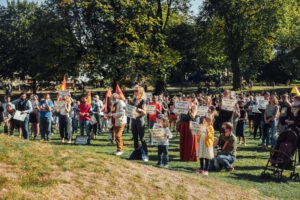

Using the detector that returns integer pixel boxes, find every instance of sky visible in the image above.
[1,0,204,14]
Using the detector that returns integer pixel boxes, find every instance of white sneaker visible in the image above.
[115,151,124,156]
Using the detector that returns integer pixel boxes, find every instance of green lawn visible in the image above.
[1,121,298,199]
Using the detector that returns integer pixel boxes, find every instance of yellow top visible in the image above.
[205,125,214,147]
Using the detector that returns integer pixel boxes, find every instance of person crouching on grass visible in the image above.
[197,115,214,176]
[153,114,173,168]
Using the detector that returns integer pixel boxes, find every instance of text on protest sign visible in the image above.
[174,101,189,114]
[222,98,236,112]
[75,136,89,145]
[146,105,156,114]
[146,93,153,101]
[59,90,71,98]
[258,99,269,109]
[54,101,65,110]
[89,115,97,125]
[13,111,27,122]
[189,121,207,135]
[151,128,167,142]
[125,105,137,119]
[197,106,209,117]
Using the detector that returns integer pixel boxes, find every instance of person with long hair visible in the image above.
[58,95,72,143]
[29,94,40,139]
[131,85,148,161]
[179,97,199,161]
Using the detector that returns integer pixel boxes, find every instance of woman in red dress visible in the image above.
[179,99,199,161]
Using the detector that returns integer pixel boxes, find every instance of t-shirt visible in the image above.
[39,100,54,118]
[148,102,161,122]
[79,103,92,121]
[219,133,237,157]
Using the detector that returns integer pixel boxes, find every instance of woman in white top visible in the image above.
[58,95,72,143]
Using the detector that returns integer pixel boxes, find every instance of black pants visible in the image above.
[253,115,262,139]
[131,119,148,155]
[158,145,169,165]
[200,158,210,171]
[59,115,72,140]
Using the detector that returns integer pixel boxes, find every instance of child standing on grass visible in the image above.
[153,114,173,168]
[197,115,214,176]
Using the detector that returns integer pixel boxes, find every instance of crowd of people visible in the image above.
[0,85,300,176]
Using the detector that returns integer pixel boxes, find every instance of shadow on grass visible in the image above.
[231,172,288,183]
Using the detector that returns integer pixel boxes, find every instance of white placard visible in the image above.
[189,121,206,135]
[54,101,65,110]
[125,105,137,119]
[151,128,167,142]
[258,100,269,109]
[13,110,27,121]
[146,105,156,114]
[256,96,264,101]
[146,93,153,100]
[59,90,71,98]
[174,101,189,114]
[222,99,236,111]
[90,115,97,125]
[197,106,209,117]
[251,105,261,113]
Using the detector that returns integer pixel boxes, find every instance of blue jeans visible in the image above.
[80,120,90,143]
[158,145,169,165]
[216,154,235,169]
[262,120,277,147]
[21,116,29,140]
[40,117,52,140]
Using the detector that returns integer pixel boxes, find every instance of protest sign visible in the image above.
[54,101,65,110]
[197,106,209,117]
[151,128,167,143]
[59,90,71,98]
[125,105,137,119]
[146,93,153,101]
[189,121,206,135]
[13,110,27,121]
[146,105,156,114]
[222,98,236,111]
[75,136,89,145]
[174,101,189,114]
[258,99,269,109]
[89,115,97,125]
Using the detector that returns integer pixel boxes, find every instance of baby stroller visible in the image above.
[261,130,299,180]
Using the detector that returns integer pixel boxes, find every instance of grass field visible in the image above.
[0,122,299,199]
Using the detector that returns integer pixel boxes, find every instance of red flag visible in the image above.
[104,89,112,113]
[116,84,125,101]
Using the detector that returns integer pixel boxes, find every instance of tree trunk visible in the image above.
[231,55,241,90]
[32,79,37,94]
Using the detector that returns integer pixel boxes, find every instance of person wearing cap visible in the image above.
[109,93,127,156]
[262,95,279,148]
[286,95,300,166]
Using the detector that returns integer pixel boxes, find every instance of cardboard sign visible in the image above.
[222,99,236,111]
[125,105,137,119]
[146,93,153,101]
[189,121,206,135]
[75,136,89,145]
[146,105,156,114]
[59,90,71,98]
[151,128,167,143]
[174,101,189,114]
[13,111,27,121]
[197,106,209,117]
[54,101,65,110]
[258,99,269,109]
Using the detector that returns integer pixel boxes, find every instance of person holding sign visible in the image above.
[58,96,72,144]
[179,98,199,162]
[130,86,148,161]
[78,95,92,144]
[29,94,40,139]
[37,93,54,141]
[197,116,214,176]
[13,93,33,140]
[148,95,162,145]
[109,93,127,156]
[218,90,236,131]
[152,115,173,168]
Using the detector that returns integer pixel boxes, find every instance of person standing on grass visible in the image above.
[218,90,235,132]
[245,96,256,135]
[153,115,173,168]
[215,122,237,172]
[197,115,214,176]
[3,104,16,136]
[13,93,32,140]
[236,100,247,145]
[38,93,54,142]
[148,95,162,145]
[262,95,279,149]
[130,85,148,161]
[79,95,92,144]
[71,100,79,135]
[278,94,291,133]
[29,94,40,140]
[109,93,127,156]
[91,95,104,136]
[58,96,72,144]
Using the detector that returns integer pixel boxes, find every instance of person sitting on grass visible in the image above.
[197,115,214,176]
[152,114,173,168]
[215,122,237,172]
